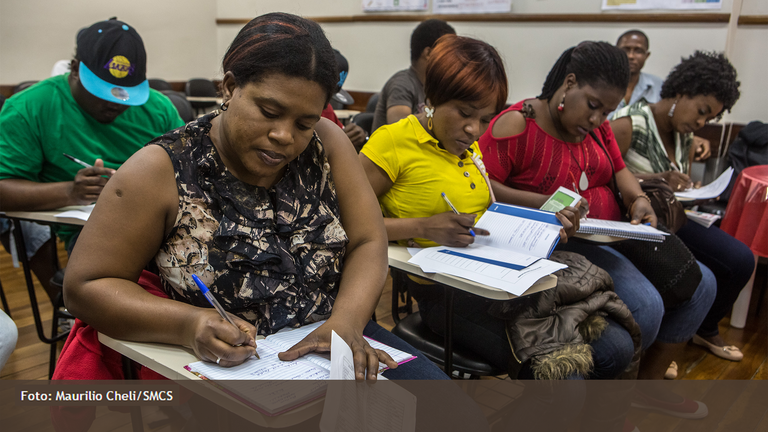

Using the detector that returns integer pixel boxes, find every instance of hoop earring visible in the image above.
[424,106,435,131]
[220,102,228,111]
[668,99,677,118]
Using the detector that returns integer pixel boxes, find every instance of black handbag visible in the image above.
[610,224,701,309]
[589,131,701,308]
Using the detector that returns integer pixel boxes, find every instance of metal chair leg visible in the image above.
[11,219,68,378]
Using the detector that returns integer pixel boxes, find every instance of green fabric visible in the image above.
[612,99,693,175]
[0,74,184,245]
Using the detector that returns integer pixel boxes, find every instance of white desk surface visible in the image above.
[334,109,360,119]
[387,245,556,300]
[98,333,324,427]
[186,96,222,103]
[4,206,88,226]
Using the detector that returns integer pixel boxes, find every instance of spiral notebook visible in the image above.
[577,219,669,242]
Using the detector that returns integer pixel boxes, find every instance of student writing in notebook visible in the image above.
[611,51,752,364]
[478,42,716,411]
[58,13,447,383]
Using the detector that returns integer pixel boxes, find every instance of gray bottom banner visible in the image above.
[2,380,767,431]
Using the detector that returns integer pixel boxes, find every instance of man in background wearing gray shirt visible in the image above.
[372,19,455,132]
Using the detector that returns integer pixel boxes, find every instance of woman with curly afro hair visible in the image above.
[612,51,754,374]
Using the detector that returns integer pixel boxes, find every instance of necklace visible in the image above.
[547,101,589,192]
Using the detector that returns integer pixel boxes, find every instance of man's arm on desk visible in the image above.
[0,161,114,211]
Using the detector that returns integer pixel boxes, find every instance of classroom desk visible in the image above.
[387,245,557,373]
[4,207,88,227]
[98,333,324,428]
[333,109,360,124]
[3,207,88,377]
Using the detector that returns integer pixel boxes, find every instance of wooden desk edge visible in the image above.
[387,245,557,300]
[97,333,324,427]
[4,208,88,226]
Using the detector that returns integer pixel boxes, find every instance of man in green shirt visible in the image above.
[0,18,184,301]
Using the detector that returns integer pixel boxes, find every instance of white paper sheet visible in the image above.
[675,167,734,200]
[54,204,95,221]
[330,331,356,380]
[408,247,566,295]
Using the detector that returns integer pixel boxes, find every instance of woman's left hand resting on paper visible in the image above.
[63,71,394,378]
[279,317,397,380]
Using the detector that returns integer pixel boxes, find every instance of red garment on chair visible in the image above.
[50,270,169,432]
[721,165,768,257]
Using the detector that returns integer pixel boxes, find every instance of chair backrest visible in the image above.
[148,78,172,91]
[13,81,38,94]
[0,95,5,113]
[161,90,194,123]
[185,79,218,110]
[365,93,380,113]
[352,112,374,137]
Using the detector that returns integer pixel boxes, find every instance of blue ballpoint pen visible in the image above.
[441,192,475,236]
[191,274,259,359]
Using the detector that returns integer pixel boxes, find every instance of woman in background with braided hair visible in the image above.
[612,51,753,363]
[479,42,716,398]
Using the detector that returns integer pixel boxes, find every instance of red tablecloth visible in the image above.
[721,165,768,257]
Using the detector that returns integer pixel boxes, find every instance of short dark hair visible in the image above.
[616,29,649,49]
[222,13,337,104]
[410,19,456,63]
[538,41,630,101]
[660,51,740,116]
[424,35,508,113]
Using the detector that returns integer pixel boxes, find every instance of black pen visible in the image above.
[63,153,92,169]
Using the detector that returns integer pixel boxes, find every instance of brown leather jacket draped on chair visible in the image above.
[489,251,642,380]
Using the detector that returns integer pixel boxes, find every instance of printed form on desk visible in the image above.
[408,203,567,295]
[183,321,416,416]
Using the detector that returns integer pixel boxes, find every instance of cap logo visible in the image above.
[103,55,134,78]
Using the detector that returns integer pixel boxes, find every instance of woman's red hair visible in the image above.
[424,35,508,112]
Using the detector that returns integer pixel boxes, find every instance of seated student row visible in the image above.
[365,25,751,378]
[360,35,752,387]
[0,13,744,392]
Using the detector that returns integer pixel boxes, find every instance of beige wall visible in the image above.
[0,0,218,83]
[1,0,763,122]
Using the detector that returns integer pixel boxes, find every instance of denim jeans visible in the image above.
[559,241,717,346]
[365,320,450,380]
[0,218,52,260]
[676,221,756,337]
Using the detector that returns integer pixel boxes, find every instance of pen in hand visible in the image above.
[191,274,259,359]
[441,192,475,236]
[63,153,93,169]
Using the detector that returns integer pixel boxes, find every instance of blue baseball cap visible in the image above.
[76,18,149,106]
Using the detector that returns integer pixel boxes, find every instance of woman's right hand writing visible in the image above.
[185,309,258,367]
[661,170,693,192]
[422,211,489,247]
